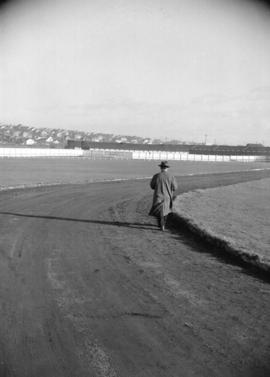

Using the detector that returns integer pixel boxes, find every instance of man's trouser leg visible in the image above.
[159,207,166,230]
[164,215,168,227]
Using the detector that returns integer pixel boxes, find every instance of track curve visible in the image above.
[0,170,270,377]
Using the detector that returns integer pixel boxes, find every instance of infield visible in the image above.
[1,157,269,190]
[174,178,270,271]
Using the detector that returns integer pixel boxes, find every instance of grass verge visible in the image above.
[173,179,270,273]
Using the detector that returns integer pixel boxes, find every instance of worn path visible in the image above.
[0,170,269,377]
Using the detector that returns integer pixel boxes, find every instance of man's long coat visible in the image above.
[149,171,178,218]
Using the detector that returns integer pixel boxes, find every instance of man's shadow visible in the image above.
[0,211,159,231]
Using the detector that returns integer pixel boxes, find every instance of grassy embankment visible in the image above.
[174,178,270,272]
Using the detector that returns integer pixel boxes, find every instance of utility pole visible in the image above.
[204,134,208,145]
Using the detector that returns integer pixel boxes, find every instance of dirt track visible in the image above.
[0,170,270,377]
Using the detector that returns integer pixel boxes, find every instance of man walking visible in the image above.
[149,161,178,231]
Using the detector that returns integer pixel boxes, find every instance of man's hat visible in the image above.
[159,161,170,168]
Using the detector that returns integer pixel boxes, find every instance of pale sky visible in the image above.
[1,0,270,145]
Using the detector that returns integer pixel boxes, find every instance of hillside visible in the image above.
[0,123,169,147]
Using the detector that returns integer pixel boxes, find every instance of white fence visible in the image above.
[0,148,83,157]
[87,148,265,162]
[132,151,189,160]
[132,150,261,162]
[186,154,259,162]
[0,147,267,162]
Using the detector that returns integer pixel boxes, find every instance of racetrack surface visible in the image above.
[0,169,270,377]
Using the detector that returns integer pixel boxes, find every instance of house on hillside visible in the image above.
[26,138,36,145]
[46,136,54,143]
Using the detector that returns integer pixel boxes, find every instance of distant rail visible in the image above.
[0,147,83,158]
[0,146,269,162]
